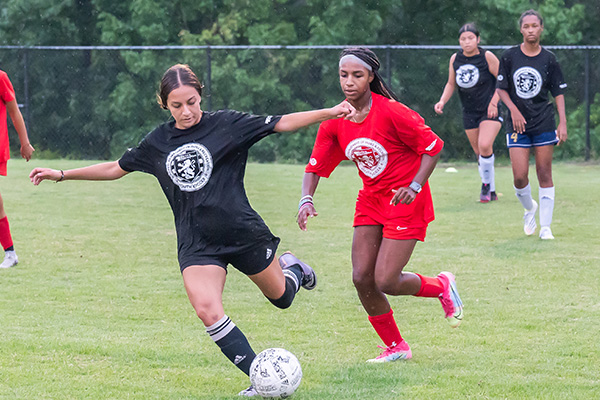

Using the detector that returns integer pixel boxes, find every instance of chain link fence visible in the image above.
[1,45,598,162]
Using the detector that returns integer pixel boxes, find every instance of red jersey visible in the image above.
[0,70,16,163]
[305,93,443,226]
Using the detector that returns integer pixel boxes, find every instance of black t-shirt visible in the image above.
[118,110,282,268]
[453,47,497,115]
[497,46,566,134]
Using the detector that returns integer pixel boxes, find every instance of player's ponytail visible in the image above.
[339,47,399,101]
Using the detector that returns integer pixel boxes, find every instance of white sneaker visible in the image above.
[523,200,538,236]
[539,226,554,240]
[0,250,18,268]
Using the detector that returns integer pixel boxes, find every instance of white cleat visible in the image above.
[237,385,258,397]
[539,226,554,240]
[523,200,538,236]
[0,251,18,269]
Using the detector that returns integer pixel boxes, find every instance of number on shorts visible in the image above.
[511,132,518,142]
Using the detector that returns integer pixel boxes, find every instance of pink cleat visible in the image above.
[366,340,412,363]
[437,272,463,328]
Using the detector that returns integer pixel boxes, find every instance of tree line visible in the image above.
[0,0,598,161]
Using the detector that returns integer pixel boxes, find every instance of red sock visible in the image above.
[0,216,13,250]
[414,273,444,297]
[368,309,403,347]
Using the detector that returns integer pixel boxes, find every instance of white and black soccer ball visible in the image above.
[249,348,302,398]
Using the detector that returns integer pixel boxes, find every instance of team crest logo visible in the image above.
[166,143,213,192]
[513,67,542,99]
[345,138,388,179]
[456,64,479,88]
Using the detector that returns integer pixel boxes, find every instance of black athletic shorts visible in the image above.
[462,111,502,130]
[179,236,280,275]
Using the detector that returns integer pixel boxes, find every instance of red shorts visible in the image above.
[0,162,6,176]
[353,189,430,241]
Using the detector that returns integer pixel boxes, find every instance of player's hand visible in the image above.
[331,100,356,120]
[434,101,444,115]
[511,109,527,134]
[29,168,61,185]
[297,203,318,231]
[556,121,567,145]
[20,143,35,161]
[487,103,498,119]
[391,187,416,206]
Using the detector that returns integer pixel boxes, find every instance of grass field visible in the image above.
[0,159,599,399]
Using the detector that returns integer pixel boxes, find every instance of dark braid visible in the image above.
[340,47,399,101]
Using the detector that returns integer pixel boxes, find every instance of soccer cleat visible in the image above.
[523,200,538,236]
[0,251,18,269]
[480,183,491,203]
[366,341,412,363]
[237,385,258,397]
[279,252,317,290]
[539,226,554,240]
[491,191,498,201]
[437,272,463,328]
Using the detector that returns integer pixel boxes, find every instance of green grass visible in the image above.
[1,159,599,399]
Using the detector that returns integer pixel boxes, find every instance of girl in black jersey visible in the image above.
[29,64,355,397]
[496,10,567,240]
[435,23,502,203]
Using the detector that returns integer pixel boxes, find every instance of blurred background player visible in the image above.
[30,64,354,396]
[0,68,35,268]
[434,23,502,203]
[297,47,463,363]
[496,10,567,239]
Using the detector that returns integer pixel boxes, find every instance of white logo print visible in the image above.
[265,115,273,124]
[513,67,542,99]
[166,143,213,192]
[425,139,437,152]
[234,355,247,365]
[266,248,272,259]
[455,64,480,89]
[345,138,388,179]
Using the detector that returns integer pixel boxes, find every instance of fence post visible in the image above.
[584,48,591,161]
[22,49,31,130]
[206,47,212,112]
[385,46,391,87]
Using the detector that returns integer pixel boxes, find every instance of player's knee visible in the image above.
[191,302,222,325]
[352,270,374,291]
[513,176,529,188]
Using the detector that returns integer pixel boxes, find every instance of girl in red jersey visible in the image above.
[297,47,463,362]
[0,69,35,269]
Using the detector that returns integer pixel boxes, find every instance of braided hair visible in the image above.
[339,47,399,101]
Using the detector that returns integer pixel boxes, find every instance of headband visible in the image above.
[339,55,373,71]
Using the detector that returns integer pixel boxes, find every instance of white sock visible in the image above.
[477,157,484,183]
[515,184,535,211]
[479,154,494,187]
[539,186,555,228]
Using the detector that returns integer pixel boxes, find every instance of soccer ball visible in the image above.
[249,348,302,398]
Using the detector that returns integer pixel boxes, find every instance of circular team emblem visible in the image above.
[345,138,388,179]
[166,143,213,192]
[455,64,479,89]
[513,67,542,99]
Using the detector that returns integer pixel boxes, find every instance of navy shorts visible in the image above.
[462,111,502,130]
[179,237,280,275]
[506,130,559,148]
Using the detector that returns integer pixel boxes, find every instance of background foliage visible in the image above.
[0,0,598,162]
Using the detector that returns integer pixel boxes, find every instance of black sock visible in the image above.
[5,245,14,252]
[206,315,255,376]
[268,273,299,309]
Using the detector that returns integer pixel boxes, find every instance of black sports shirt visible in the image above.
[453,47,497,115]
[497,46,566,134]
[118,110,282,269]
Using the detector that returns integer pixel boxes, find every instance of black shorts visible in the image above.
[179,236,280,275]
[462,111,502,130]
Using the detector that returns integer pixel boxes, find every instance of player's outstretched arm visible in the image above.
[30,161,129,185]
[274,101,356,132]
